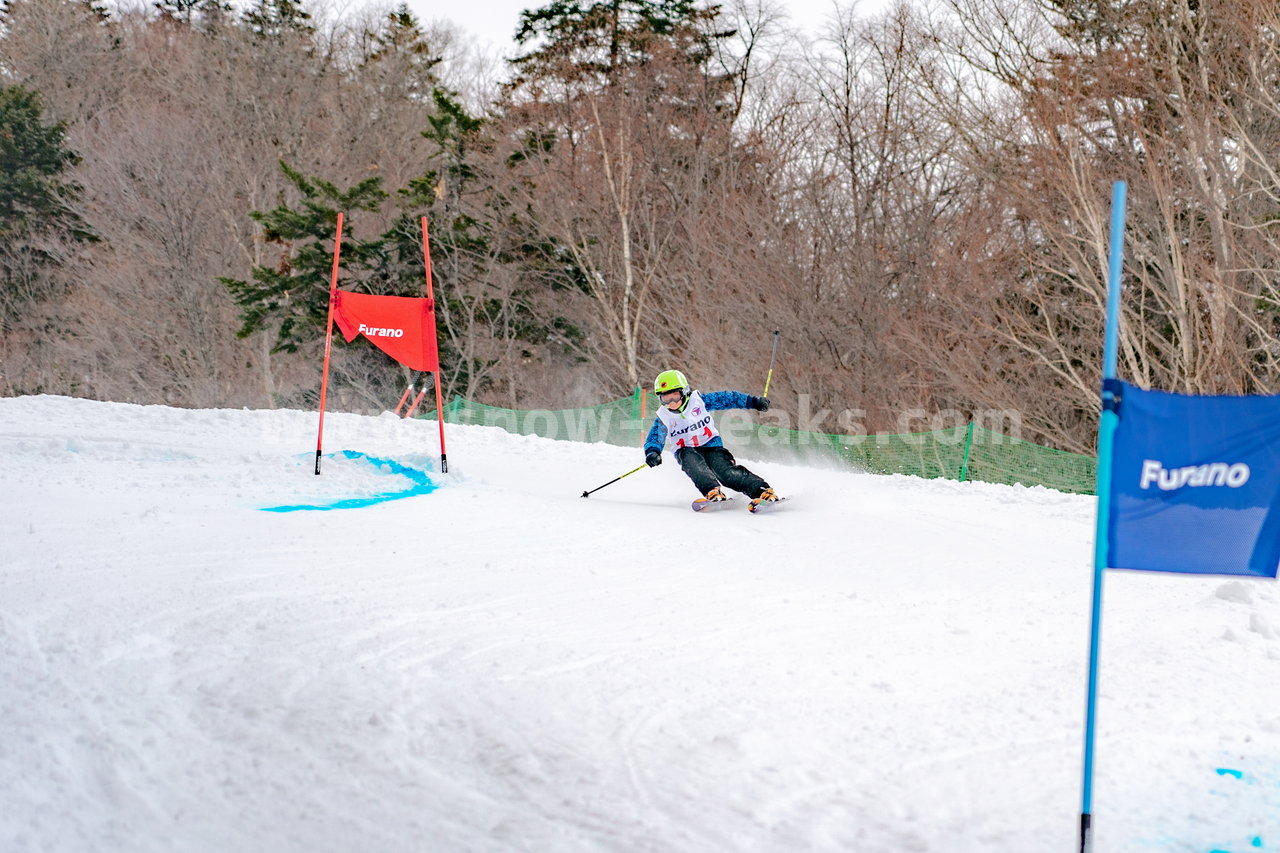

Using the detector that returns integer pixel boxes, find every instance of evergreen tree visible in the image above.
[222,162,389,355]
[0,85,93,332]
[360,4,441,103]
[0,85,88,242]
[241,0,313,44]
[153,0,234,31]
[512,0,730,84]
[395,90,572,397]
[497,0,744,390]
[224,94,578,402]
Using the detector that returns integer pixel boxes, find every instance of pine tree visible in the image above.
[153,0,233,30]
[0,86,88,242]
[240,0,313,44]
[497,0,742,390]
[360,4,441,103]
[511,0,730,84]
[394,90,563,397]
[0,85,94,332]
[222,162,388,354]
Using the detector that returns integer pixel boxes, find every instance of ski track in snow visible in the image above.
[2,395,1279,853]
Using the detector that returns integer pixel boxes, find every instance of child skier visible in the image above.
[643,369,781,510]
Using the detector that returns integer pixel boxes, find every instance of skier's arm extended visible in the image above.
[643,419,668,456]
[701,391,771,412]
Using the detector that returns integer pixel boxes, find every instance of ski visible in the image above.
[691,496,736,512]
[748,496,789,513]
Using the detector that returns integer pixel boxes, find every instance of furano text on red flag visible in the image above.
[332,291,439,372]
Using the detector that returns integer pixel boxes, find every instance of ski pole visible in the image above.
[763,328,781,397]
[581,464,647,498]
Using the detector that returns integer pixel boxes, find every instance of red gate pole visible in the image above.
[314,212,344,475]
[392,381,414,416]
[405,387,429,419]
[421,216,448,473]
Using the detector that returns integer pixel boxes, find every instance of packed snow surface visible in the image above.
[2,395,1278,852]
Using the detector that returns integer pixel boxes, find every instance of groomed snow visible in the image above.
[1,395,1277,852]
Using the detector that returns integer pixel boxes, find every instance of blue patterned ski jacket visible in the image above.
[644,391,760,455]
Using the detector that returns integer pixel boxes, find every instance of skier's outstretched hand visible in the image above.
[751,395,772,412]
[645,450,662,467]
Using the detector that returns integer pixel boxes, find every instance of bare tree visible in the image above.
[887,0,1280,450]
[757,2,968,430]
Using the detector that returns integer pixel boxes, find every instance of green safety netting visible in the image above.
[422,391,1097,495]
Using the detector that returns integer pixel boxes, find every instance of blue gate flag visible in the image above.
[1107,378,1280,577]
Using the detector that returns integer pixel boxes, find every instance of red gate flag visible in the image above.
[332,290,439,372]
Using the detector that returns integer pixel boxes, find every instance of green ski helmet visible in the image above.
[654,369,690,397]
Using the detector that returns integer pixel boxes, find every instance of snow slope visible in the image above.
[1,395,1278,853]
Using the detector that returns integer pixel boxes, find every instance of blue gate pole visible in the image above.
[1080,180,1127,853]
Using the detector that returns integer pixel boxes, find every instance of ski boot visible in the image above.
[691,487,731,512]
[748,488,782,513]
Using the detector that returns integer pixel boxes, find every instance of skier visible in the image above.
[643,369,781,510]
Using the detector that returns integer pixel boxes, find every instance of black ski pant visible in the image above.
[675,445,770,499]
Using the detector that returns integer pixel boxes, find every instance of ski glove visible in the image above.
[751,396,772,411]
[645,450,663,467]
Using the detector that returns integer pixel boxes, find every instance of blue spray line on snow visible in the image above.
[1203,768,1267,853]
[261,450,437,512]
